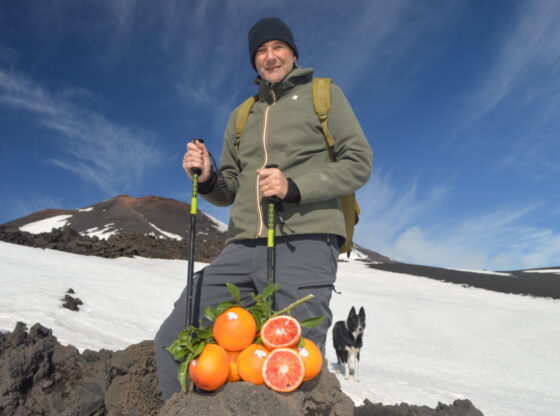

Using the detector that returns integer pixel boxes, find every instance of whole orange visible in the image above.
[295,338,323,381]
[188,343,230,391]
[227,350,241,382]
[237,343,270,385]
[213,307,257,351]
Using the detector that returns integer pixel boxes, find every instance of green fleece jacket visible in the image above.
[201,67,372,245]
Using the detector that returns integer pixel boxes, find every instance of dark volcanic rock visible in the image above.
[62,294,83,311]
[0,225,225,263]
[0,322,162,416]
[353,243,397,263]
[355,398,484,416]
[0,323,484,416]
[159,362,485,416]
[159,360,355,416]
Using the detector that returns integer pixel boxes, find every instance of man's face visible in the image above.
[254,40,297,85]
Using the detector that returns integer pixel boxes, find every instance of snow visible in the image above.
[450,268,512,276]
[78,207,94,212]
[149,222,182,240]
[203,213,228,233]
[343,247,370,261]
[1,241,559,416]
[19,214,72,233]
[81,223,118,239]
[522,268,560,274]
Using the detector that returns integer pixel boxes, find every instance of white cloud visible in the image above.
[0,68,164,195]
[355,170,560,270]
[355,167,449,249]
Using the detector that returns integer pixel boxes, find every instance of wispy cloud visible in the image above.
[10,196,63,219]
[355,167,449,247]
[303,1,462,96]
[452,0,560,174]
[470,1,560,118]
[387,204,560,271]
[0,67,164,195]
[356,170,560,270]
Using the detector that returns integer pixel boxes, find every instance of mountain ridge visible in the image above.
[1,194,392,263]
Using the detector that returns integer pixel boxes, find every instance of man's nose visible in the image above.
[264,48,276,61]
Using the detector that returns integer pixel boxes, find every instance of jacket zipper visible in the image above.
[255,88,277,237]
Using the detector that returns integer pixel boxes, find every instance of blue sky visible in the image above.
[1,0,559,270]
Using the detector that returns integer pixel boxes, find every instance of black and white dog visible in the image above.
[332,306,365,381]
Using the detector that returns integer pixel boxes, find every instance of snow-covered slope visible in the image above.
[1,241,559,416]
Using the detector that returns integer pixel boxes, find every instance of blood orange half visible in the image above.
[260,315,301,350]
[262,348,305,392]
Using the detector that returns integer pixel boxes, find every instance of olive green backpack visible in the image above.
[234,77,360,256]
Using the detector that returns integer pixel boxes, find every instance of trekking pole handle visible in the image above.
[264,164,280,203]
[190,138,204,176]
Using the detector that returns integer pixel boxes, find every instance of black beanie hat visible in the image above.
[248,17,299,70]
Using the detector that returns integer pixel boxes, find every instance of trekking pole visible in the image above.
[185,138,204,330]
[265,164,279,307]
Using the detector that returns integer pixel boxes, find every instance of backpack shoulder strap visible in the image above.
[234,95,257,150]
[313,77,360,255]
[312,77,335,157]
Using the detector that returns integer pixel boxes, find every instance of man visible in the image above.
[155,17,372,399]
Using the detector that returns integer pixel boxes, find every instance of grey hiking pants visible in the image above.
[154,233,339,400]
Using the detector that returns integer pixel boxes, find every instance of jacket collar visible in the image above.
[255,66,314,102]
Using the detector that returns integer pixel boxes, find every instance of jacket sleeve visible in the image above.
[293,84,373,203]
[198,111,239,207]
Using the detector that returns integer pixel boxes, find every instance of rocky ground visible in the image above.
[0,322,484,416]
[0,225,225,263]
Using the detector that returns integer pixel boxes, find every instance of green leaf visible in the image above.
[215,300,236,315]
[177,360,189,393]
[179,333,194,349]
[204,305,218,322]
[192,340,206,357]
[226,282,242,304]
[262,283,280,299]
[194,330,214,341]
[250,307,264,330]
[296,337,305,349]
[190,326,212,336]
[166,341,190,360]
[174,348,189,361]
[177,329,190,341]
[299,315,325,328]
[165,342,177,355]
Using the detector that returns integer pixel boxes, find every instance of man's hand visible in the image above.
[183,141,212,182]
[257,167,288,199]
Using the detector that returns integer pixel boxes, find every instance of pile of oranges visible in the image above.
[188,306,323,393]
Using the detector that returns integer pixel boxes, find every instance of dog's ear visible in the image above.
[348,306,356,318]
[359,307,365,318]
